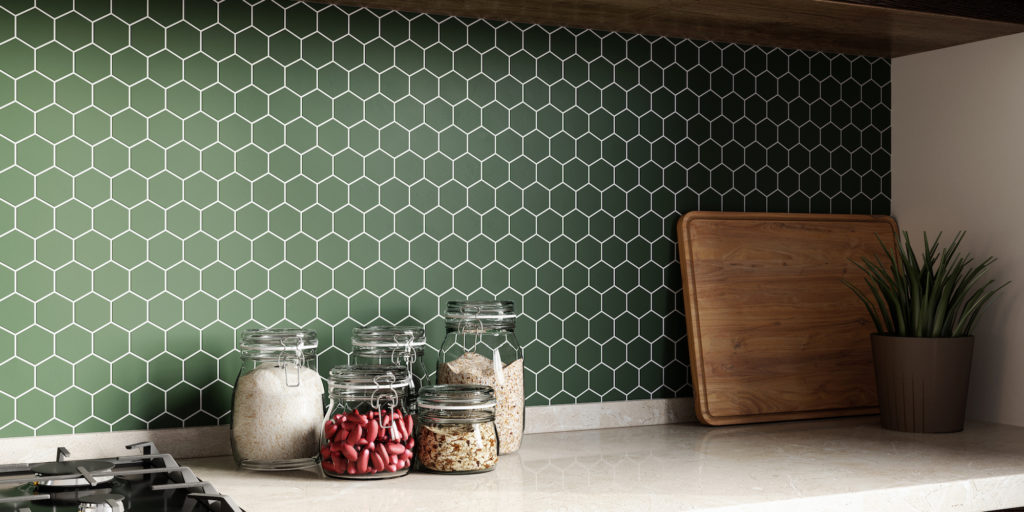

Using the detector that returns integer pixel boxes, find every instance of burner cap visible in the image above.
[31,460,116,487]
[78,493,125,512]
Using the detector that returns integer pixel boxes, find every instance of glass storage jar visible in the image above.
[321,365,413,479]
[231,328,323,470]
[351,325,428,408]
[438,300,524,454]
[416,384,499,474]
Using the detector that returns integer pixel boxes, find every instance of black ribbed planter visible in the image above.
[871,335,974,433]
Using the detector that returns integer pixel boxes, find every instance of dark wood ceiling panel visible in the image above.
[301,0,1024,57]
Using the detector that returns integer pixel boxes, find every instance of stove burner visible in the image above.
[77,492,125,512]
[32,460,117,487]
[0,443,242,512]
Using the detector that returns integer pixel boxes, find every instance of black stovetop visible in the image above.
[0,443,241,512]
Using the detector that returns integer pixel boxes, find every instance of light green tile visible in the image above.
[0,358,33,396]
[73,355,110,393]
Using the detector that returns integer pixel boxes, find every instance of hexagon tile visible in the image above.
[0,0,890,437]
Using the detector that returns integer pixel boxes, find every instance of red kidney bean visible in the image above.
[365,419,379,441]
[340,443,358,462]
[346,425,362,445]
[357,449,369,473]
[323,408,415,478]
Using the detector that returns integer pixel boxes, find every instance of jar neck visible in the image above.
[443,320,515,332]
[353,346,425,357]
[240,348,316,363]
[419,409,495,423]
[329,387,409,403]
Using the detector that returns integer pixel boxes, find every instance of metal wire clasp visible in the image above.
[277,336,303,387]
[370,372,401,439]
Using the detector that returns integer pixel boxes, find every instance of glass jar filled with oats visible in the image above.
[416,384,498,473]
[438,300,524,454]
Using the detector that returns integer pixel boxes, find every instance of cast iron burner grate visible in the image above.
[0,443,242,512]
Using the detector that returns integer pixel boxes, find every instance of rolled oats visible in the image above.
[437,352,524,454]
[417,422,498,473]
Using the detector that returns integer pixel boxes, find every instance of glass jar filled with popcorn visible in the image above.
[438,300,524,454]
[231,328,323,470]
[416,384,498,473]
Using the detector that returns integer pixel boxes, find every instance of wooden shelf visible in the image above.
[304,0,1024,57]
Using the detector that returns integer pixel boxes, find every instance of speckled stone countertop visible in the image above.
[183,417,1024,511]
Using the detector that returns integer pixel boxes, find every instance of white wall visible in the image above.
[893,32,1024,426]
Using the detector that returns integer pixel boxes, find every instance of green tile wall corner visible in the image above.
[0,0,890,436]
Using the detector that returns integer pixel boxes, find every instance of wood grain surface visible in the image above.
[678,212,898,426]
[305,0,1024,57]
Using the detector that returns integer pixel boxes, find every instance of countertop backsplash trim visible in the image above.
[0,398,695,461]
[0,0,890,437]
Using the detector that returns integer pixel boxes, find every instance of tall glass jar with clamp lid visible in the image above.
[231,328,324,470]
[438,300,524,454]
[320,365,414,479]
[351,325,428,409]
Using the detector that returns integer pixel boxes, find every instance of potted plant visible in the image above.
[845,231,1009,433]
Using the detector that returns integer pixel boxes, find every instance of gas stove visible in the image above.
[0,443,241,512]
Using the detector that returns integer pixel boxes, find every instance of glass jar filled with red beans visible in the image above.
[320,365,414,479]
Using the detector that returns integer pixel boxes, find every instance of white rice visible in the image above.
[231,362,325,462]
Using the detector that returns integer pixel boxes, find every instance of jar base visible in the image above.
[237,457,317,471]
[418,466,496,475]
[323,468,410,479]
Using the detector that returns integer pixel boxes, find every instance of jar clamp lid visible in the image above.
[240,328,318,352]
[444,300,516,321]
[352,325,427,348]
[418,384,496,410]
[329,365,412,391]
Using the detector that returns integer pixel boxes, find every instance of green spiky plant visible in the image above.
[845,231,1009,338]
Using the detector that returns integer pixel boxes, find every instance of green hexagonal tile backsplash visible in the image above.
[0,0,889,436]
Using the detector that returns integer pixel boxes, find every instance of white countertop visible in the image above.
[183,417,1024,511]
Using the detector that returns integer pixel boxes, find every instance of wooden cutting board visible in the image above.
[677,212,898,426]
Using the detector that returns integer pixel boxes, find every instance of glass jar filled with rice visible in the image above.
[438,300,524,454]
[231,328,324,470]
